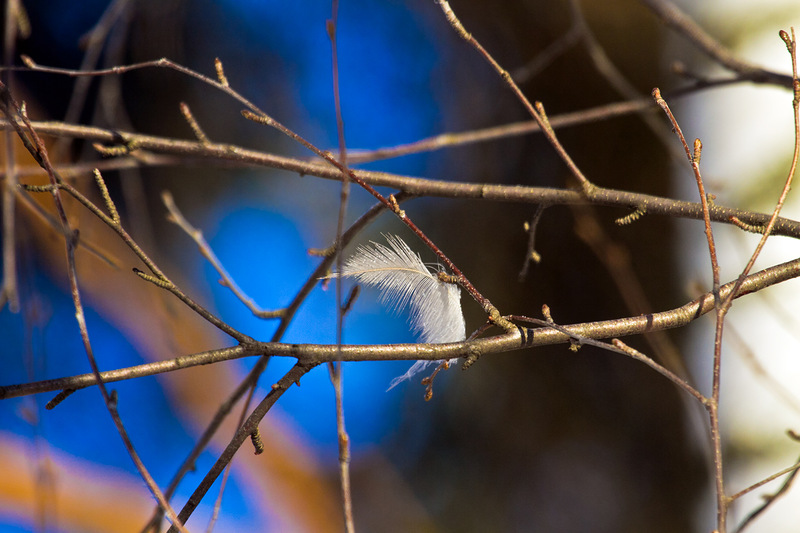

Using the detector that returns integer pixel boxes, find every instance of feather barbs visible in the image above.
[326,234,466,387]
[333,234,466,344]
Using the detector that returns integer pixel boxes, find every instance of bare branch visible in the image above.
[5,119,800,239]
[167,361,317,532]
[641,0,793,88]
[4,254,799,402]
[161,190,284,319]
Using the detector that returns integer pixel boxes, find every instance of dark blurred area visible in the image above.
[378,3,704,532]
[3,0,705,531]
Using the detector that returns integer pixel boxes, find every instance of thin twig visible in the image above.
[654,85,727,531]
[640,0,793,88]
[241,107,499,323]
[611,339,705,404]
[436,0,594,193]
[166,362,317,533]
[566,0,684,162]
[327,3,355,531]
[34,169,256,343]
[732,453,800,533]
[725,29,800,531]
[20,55,268,116]
[653,89,720,295]
[571,205,688,379]
[179,101,210,144]
[518,205,546,281]
[161,190,284,319]
[50,0,133,161]
[41,45,487,321]
[723,30,800,313]
[511,16,582,82]
[205,462,230,533]
[509,312,705,404]
[140,196,401,532]
[15,22,496,327]
[725,325,800,417]
[344,79,766,165]
[0,80,189,533]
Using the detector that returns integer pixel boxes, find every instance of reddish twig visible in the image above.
[653,86,727,530]
[723,31,800,312]
[436,0,593,193]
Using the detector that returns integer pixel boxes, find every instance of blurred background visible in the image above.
[1,0,799,531]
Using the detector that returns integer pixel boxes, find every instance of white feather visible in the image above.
[332,234,465,388]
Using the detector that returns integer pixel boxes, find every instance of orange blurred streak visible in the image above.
[4,122,342,530]
[0,432,151,532]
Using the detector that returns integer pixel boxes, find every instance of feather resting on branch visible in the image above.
[330,234,466,387]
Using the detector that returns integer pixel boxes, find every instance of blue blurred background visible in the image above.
[2,1,468,530]
[2,0,709,531]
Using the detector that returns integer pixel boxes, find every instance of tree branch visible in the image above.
[5,254,799,401]
[4,119,800,239]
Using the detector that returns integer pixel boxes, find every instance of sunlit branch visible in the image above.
[4,119,800,240]
[4,254,799,401]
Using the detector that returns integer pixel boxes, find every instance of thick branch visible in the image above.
[4,119,800,239]
[4,254,798,401]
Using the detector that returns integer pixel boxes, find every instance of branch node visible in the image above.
[519,206,546,281]
[241,109,274,127]
[250,429,265,455]
[133,268,173,289]
[45,388,76,410]
[421,359,451,401]
[693,138,703,164]
[729,216,765,234]
[541,304,553,323]
[93,169,120,225]
[612,338,635,355]
[615,206,647,225]
[388,194,406,219]
[780,29,793,53]
[179,102,210,144]
[214,57,229,87]
[308,245,335,257]
[437,271,459,284]
[534,101,549,123]
[437,0,471,40]
[93,139,139,157]
[461,345,482,369]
